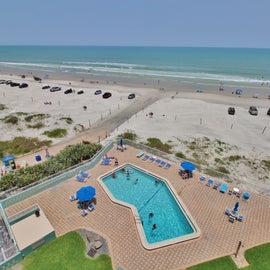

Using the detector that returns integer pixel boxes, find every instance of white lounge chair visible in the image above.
[69,195,76,201]
[88,203,95,212]
[137,151,144,158]
[81,210,88,216]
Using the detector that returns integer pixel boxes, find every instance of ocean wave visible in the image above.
[63,61,144,68]
[0,61,263,84]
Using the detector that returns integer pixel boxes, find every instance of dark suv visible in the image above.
[228,107,235,115]
[64,88,73,94]
[128,93,136,99]
[267,108,270,116]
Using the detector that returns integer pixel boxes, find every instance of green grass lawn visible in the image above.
[188,243,270,270]
[21,231,113,270]
[19,230,270,270]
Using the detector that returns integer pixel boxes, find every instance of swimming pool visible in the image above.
[99,164,200,249]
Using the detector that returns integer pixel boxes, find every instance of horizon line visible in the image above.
[0,45,269,50]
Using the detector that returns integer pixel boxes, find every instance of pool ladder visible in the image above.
[134,215,142,224]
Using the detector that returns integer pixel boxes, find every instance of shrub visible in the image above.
[0,104,7,110]
[261,160,270,171]
[0,137,52,157]
[27,122,45,129]
[228,155,242,162]
[43,128,67,138]
[145,138,172,153]
[0,142,102,191]
[25,113,50,122]
[216,166,230,174]
[16,112,28,116]
[118,132,137,141]
[3,115,18,124]
[73,124,85,133]
[60,117,73,124]
[176,152,186,159]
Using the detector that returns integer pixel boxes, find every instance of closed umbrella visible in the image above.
[119,138,123,147]
[233,202,239,213]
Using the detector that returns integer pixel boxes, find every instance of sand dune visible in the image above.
[0,74,270,196]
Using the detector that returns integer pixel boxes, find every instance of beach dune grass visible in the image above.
[0,104,7,110]
[43,128,67,138]
[0,136,52,157]
[145,137,172,153]
[60,117,73,124]
[2,115,19,124]
[176,152,186,159]
[24,113,50,122]
[27,122,45,129]
[21,231,112,270]
[117,131,138,141]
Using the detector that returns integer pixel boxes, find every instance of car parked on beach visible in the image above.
[267,108,270,116]
[228,107,235,115]
[42,84,50,89]
[0,80,7,84]
[128,93,136,99]
[95,89,102,95]
[19,83,28,88]
[64,88,73,94]
[77,90,84,95]
[249,106,258,115]
[50,86,61,92]
[10,82,20,87]
[103,92,112,99]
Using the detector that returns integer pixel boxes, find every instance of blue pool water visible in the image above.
[101,165,195,245]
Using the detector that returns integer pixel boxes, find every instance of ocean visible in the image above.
[0,46,270,90]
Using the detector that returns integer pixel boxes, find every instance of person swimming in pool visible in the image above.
[134,178,138,184]
[149,212,154,218]
[152,224,157,230]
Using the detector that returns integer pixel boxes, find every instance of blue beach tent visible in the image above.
[235,89,243,95]
[2,155,15,166]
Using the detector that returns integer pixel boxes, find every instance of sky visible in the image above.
[1,0,270,48]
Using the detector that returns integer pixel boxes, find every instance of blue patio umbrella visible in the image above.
[181,161,196,171]
[76,186,96,202]
[233,202,239,212]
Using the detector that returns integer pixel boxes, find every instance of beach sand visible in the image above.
[0,73,269,195]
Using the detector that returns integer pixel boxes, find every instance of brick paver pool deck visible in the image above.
[5,146,270,270]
